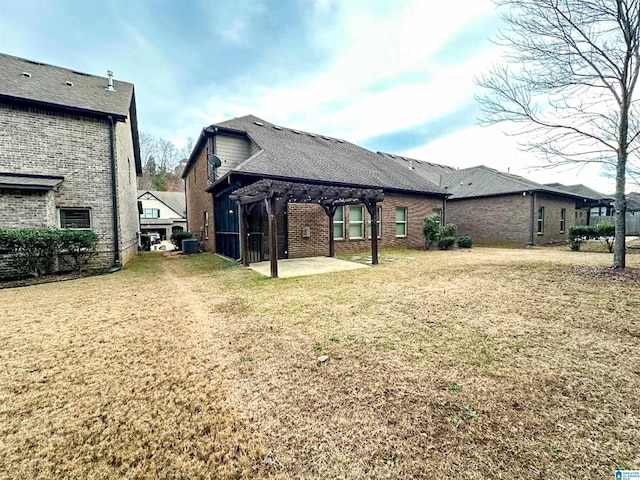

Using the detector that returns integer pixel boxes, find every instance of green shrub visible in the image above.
[457,236,473,248]
[57,229,99,272]
[596,221,615,253]
[0,228,58,276]
[0,228,99,277]
[569,223,615,253]
[171,230,193,250]
[438,236,456,250]
[441,223,457,238]
[423,214,441,249]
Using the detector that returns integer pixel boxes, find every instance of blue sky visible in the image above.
[0,0,616,191]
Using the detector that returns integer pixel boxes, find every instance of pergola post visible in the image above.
[365,200,379,265]
[265,195,278,278]
[239,203,249,267]
[322,204,337,257]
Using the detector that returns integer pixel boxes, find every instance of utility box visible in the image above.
[302,226,311,238]
[182,239,198,254]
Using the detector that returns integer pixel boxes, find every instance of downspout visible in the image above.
[442,196,447,225]
[529,191,535,246]
[108,116,121,267]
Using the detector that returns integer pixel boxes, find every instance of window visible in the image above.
[395,207,407,237]
[560,208,566,233]
[333,206,344,239]
[60,208,91,229]
[349,206,364,239]
[432,208,442,221]
[204,211,209,240]
[142,208,160,219]
[537,207,544,234]
[368,206,382,239]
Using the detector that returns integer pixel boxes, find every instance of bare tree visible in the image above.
[477,0,640,268]
[137,133,193,192]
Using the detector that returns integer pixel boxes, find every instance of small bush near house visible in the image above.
[438,236,456,250]
[423,214,441,249]
[441,223,457,238]
[0,228,58,277]
[57,229,99,272]
[171,230,193,250]
[596,221,615,253]
[457,236,473,248]
[0,228,99,277]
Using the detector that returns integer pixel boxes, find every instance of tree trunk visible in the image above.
[613,151,627,268]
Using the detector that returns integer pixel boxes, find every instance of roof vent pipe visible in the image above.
[408,160,414,170]
[106,70,116,91]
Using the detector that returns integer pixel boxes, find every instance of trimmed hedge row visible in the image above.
[568,222,615,252]
[0,228,98,277]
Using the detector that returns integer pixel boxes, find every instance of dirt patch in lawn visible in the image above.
[1,249,638,479]
[573,265,640,284]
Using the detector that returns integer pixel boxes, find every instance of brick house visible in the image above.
[182,115,447,263]
[0,53,142,274]
[383,153,597,246]
[138,190,187,242]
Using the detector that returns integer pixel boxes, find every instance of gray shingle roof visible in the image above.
[441,166,592,200]
[213,115,447,195]
[0,53,134,118]
[138,190,186,217]
[627,192,640,212]
[544,183,612,201]
[377,151,457,186]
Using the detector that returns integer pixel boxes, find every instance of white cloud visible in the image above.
[402,124,618,194]
[195,0,500,143]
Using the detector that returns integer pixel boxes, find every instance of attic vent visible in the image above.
[72,70,89,76]
[65,81,74,87]
[322,136,330,140]
[254,121,264,126]
[25,60,44,65]
[21,72,32,77]
[308,133,316,137]
[273,125,282,130]
[400,156,406,160]
[337,139,344,143]
[292,130,300,134]
[389,154,395,158]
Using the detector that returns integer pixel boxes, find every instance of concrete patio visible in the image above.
[248,256,369,278]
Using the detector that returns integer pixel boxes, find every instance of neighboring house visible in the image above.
[382,152,598,246]
[138,190,187,241]
[0,53,141,275]
[544,183,614,225]
[182,115,448,265]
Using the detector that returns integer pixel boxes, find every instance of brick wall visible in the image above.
[0,103,137,271]
[184,146,215,251]
[446,194,531,245]
[114,118,140,265]
[534,193,575,244]
[287,193,445,258]
[446,192,576,246]
[0,189,57,228]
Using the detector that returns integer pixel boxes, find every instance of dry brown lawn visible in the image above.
[1,247,639,479]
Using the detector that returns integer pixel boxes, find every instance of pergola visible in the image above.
[229,179,384,278]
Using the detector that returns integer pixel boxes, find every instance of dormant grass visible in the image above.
[1,248,638,479]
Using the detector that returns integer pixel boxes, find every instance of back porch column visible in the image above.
[265,195,278,278]
[322,204,338,257]
[365,200,379,265]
